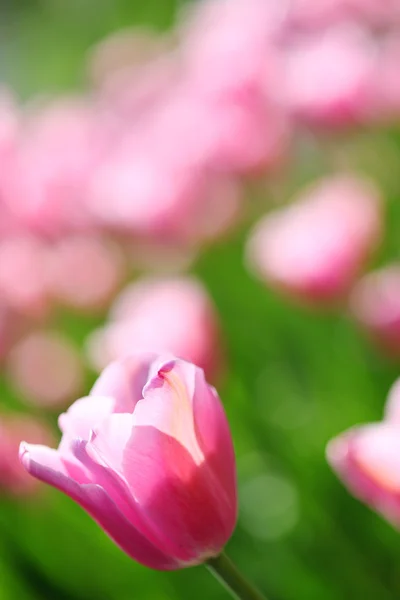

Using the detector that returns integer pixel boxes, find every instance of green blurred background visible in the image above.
[2,1,400,599]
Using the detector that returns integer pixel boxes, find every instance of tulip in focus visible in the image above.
[19,355,237,569]
[246,175,382,304]
[327,377,400,528]
[349,265,400,356]
[85,276,222,378]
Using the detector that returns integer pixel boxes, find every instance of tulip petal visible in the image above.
[89,356,154,412]
[89,412,230,564]
[327,424,400,527]
[58,395,115,451]
[144,357,236,518]
[19,442,177,570]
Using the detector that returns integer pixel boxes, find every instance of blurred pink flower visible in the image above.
[7,331,84,409]
[20,355,237,568]
[2,97,107,236]
[86,276,222,378]
[0,236,52,319]
[278,26,376,128]
[246,175,382,304]
[0,414,54,496]
[349,266,400,356]
[178,0,290,175]
[327,378,400,528]
[49,235,125,313]
[88,119,243,241]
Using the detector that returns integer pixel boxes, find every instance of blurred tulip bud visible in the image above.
[246,175,382,304]
[278,26,376,129]
[178,0,289,176]
[349,266,400,356]
[327,377,400,528]
[0,414,54,496]
[7,331,84,409]
[0,236,52,319]
[49,235,125,313]
[85,277,222,379]
[2,97,106,236]
[20,355,237,569]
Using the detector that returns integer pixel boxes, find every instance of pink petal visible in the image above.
[89,355,154,412]
[58,395,115,448]
[145,358,236,514]
[327,424,400,527]
[20,442,177,570]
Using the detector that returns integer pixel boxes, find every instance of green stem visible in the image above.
[207,552,268,600]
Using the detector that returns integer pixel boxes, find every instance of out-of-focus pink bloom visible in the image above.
[179,0,290,176]
[2,97,107,236]
[349,266,400,356]
[278,26,376,128]
[246,175,382,304]
[0,236,52,319]
[20,355,237,569]
[85,277,222,378]
[327,378,400,528]
[0,414,54,496]
[7,331,84,409]
[88,120,242,242]
[49,236,125,313]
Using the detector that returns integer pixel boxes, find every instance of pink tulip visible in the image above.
[246,175,382,304]
[85,277,222,379]
[48,235,125,313]
[327,378,400,528]
[0,236,52,319]
[0,414,54,496]
[7,331,84,409]
[278,26,376,128]
[2,97,106,236]
[178,0,290,176]
[19,355,237,569]
[349,266,400,356]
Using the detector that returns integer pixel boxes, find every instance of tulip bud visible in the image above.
[85,276,222,379]
[246,175,382,305]
[327,378,400,528]
[20,355,237,569]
